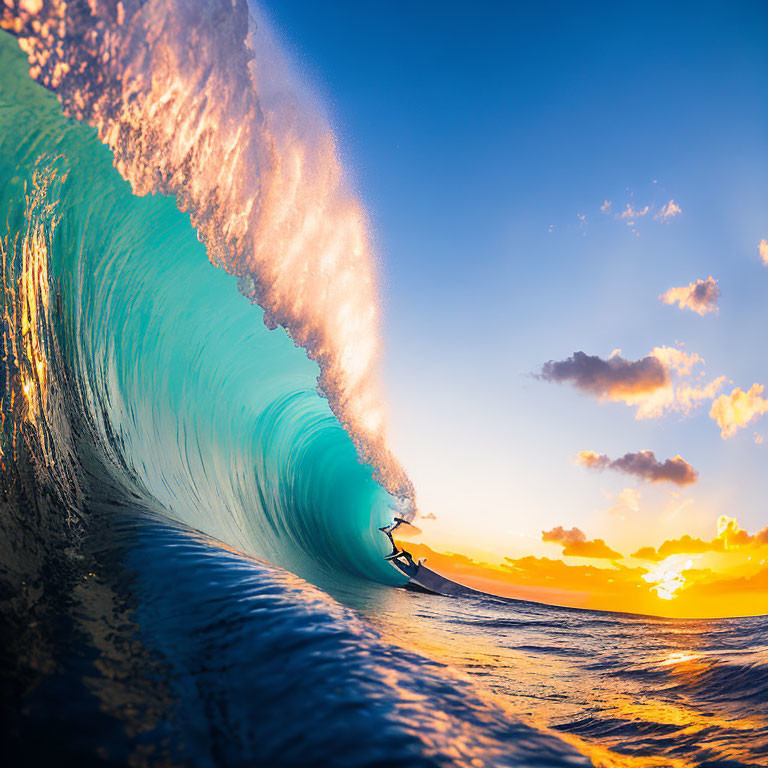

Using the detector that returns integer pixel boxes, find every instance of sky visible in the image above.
[264,1,768,616]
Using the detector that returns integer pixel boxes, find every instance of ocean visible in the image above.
[0,2,765,766]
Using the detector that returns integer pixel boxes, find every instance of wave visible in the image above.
[0,25,594,767]
[0,0,415,585]
[6,7,767,768]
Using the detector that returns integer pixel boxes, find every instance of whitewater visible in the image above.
[0,2,766,767]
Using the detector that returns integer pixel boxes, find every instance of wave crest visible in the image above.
[3,0,414,506]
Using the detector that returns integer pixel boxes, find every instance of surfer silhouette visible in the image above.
[379,518,416,567]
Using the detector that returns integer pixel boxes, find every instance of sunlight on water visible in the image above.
[0,6,765,768]
[351,587,768,768]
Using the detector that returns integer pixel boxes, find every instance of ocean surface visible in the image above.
[0,3,766,767]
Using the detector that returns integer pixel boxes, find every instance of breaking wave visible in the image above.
[2,7,765,768]
[1,0,414,585]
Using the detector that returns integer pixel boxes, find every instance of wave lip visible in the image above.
[2,0,414,507]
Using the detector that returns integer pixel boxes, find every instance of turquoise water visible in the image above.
[0,32,592,768]
[0,33,401,587]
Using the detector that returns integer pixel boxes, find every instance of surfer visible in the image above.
[379,518,416,567]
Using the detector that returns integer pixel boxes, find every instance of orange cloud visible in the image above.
[632,535,723,561]
[632,546,659,560]
[539,351,668,401]
[502,555,642,597]
[600,199,611,213]
[659,276,719,315]
[716,514,768,547]
[576,449,697,485]
[539,347,724,420]
[686,567,768,598]
[648,345,700,376]
[655,199,682,220]
[632,516,768,561]
[399,525,768,618]
[675,375,727,412]
[633,346,725,419]
[709,383,768,437]
[542,525,623,559]
[605,487,641,518]
[759,238,768,265]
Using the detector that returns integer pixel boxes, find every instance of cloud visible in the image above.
[655,200,682,221]
[632,546,660,560]
[541,526,623,559]
[542,526,585,546]
[716,515,768,547]
[605,487,641,518]
[400,532,768,618]
[539,347,724,420]
[709,383,768,438]
[648,345,701,376]
[632,516,768,562]
[659,276,719,315]
[634,346,725,419]
[600,197,681,231]
[632,535,722,561]
[619,203,649,221]
[538,351,669,401]
[618,203,650,226]
[675,376,727,412]
[576,449,698,486]
[686,567,768,600]
[760,239,768,265]
[419,512,437,521]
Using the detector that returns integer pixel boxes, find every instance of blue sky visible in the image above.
[265,1,768,559]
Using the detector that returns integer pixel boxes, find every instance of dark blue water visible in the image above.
[0,3,766,767]
[5,484,765,766]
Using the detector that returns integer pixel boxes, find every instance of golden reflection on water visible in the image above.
[1,161,63,442]
[356,586,765,768]
[19,199,51,420]
[659,651,701,666]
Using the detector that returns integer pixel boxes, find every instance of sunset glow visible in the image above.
[397,512,768,618]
